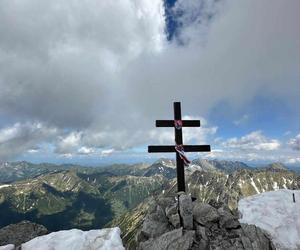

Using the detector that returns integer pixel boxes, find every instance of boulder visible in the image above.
[140,205,170,239]
[179,194,193,230]
[156,197,176,211]
[193,203,219,225]
[241,224,274,250]
[218,206,240,229]
[140,228,195,250]
[0,221,48,248]
[165,203,180,228]
[168,214,180,228]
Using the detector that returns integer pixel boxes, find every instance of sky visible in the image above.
[0,0,299,166]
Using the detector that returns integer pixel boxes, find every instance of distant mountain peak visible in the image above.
[154,158,176,169]
[188,158,251,174]
[265,162,288,171]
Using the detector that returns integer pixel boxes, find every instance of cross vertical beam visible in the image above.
[174,102,185,192]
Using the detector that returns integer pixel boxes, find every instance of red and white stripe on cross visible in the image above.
[175,144,191,166]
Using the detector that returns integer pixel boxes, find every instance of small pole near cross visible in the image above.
[148,102,211,193]
[293,193,295,203]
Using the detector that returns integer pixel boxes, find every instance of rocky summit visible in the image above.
[136,194,275,250]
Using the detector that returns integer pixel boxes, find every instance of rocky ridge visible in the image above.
[137,194,275,250]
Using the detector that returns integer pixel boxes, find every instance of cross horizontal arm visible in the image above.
[148,145,211,153]
[184,145,211,152]
[156,120,200,127]
[148,145,175,153]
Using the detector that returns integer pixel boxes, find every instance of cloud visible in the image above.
[0,122,58,160]
[0,0,165,130]
[149,116,217,145]
[55,132,82,154]
[285,157,300,164]
[77,146,95,155]
[0,0,299,160]
[288,134,300,151]
[203,131,300,165]
[100,149,115,157]
[223,131,280,151]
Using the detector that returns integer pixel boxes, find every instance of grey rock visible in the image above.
[179,194,193,230]
[240,236,253,250]
[141,205,170,239]
[197,239,208,250]
[139,228,183,250]
[136,196,275,250]
[156,197,176,212]
[165,204,178,218]
[218,206,240,229]
[193,203,219,225]
[169,214,180,228]
[165,204,180,228]
[223,218,240,229]
[0,221,48,248]
[140,228,195,250]
[241,224,275,250]
[141,217,169,239]
[168,230,195,250]
[196,225,207,240]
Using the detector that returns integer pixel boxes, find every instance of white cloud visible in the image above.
[100,149,115,157]
[148,116,217,145]
[78,146,95,155]
[202,131,300,164]
[223,131,280,151]
[27,148,39,154]
[288,134,300,151]
[286,158,300,164]
[55,132,82,154]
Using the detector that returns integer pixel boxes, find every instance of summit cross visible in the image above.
[148,102,211,193]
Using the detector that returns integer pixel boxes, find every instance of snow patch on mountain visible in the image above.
[239,189,300,250]
[21,228,124,250]
[155,158,176,169]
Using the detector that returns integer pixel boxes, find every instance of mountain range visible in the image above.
[0,159,299,247]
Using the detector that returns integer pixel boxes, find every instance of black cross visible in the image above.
[148,102,211,192]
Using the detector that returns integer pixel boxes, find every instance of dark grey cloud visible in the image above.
[0,0,165,129]
[0,122,58,160]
